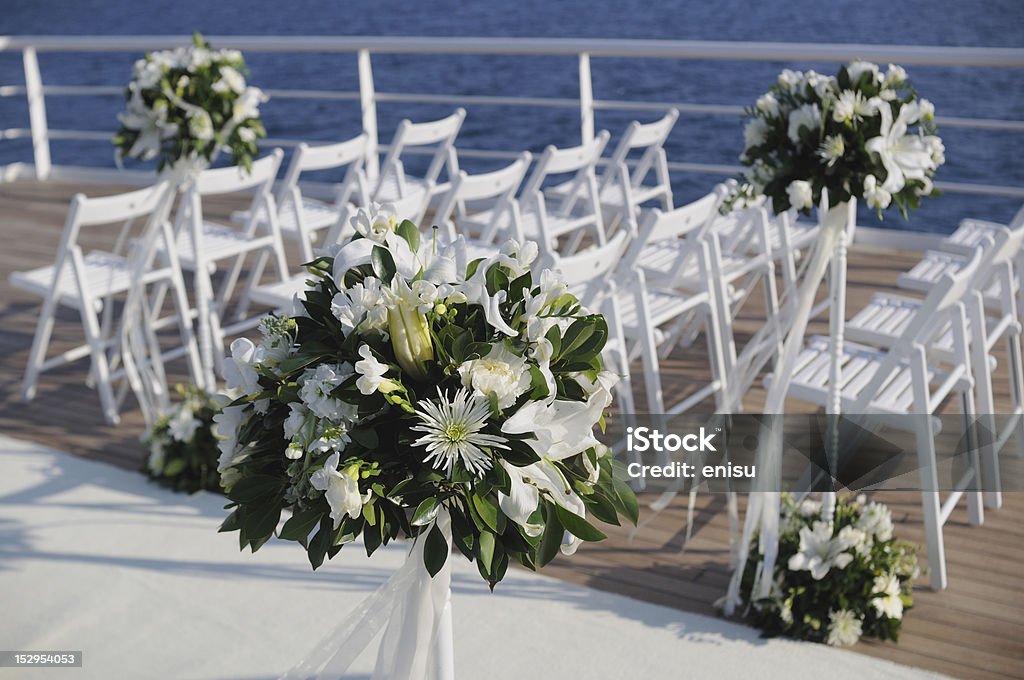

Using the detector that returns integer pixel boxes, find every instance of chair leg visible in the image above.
[915,418,947,590]
[1007,333,1024,463]
[21,291,59,401]
[80,295,120,425]
[961,392,984,527]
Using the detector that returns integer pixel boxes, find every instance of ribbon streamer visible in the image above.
[281,510,454,680]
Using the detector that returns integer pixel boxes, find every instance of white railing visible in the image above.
[1,35,1023,201]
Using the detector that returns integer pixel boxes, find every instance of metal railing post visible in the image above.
[358,48,379,181]
[578,52,595,144]
[22,47,52,179]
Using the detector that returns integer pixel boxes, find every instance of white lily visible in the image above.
[386,277,434,381]
[865,103,936,194]
[501,389,606,461]
[223,337,263,395]
[787,521,854,579]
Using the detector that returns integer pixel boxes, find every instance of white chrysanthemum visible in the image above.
[787,103,821,145]
[872,573,904,619]
[786,180,814,210]
[787,520,854,579]
[744,117,770,149]
[458,343,532,410]
[818,134,846,167]
[826,609,863,646]
[856,501,894,541]
[331,276,389,335]
[298,363,357,422]
[833,90,871,124]
[412,388,508,477]
[310,452,370,528]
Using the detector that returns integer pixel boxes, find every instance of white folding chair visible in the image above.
[434,152,531,261]
[232,134,370,262]
[248,191,426,314]
[784,248,987,590]
[548,110,678,235]
[519,132,611,258]
[167,151,289,385]
[850,225,1024,508]
[12,181,202,424]
[939,203,1024,256]
[373,109,466,222]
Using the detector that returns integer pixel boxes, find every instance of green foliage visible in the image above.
[142,384,222,494]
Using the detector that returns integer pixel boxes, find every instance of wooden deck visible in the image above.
[1,178,1021,679]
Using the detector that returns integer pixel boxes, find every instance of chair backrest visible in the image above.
[620,188,724,273]
[521,132,610,198]
[73,181,175,227]
[603,109,679,192]
[375,109,466,196]
[434,152,531,242]
[551,229,630,305]
[193,149,284,196]
[278,133,369,208]
[850,246,985,412]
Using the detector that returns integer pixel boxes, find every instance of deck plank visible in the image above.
[0,178,1021,678]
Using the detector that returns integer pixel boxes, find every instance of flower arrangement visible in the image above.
[113,32,266,172]
[729,61,944,218]
[215,204,638,586]
[739,493,919,646]
[143,384,223,494]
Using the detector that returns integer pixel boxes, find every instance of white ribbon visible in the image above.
[722,200,848,615]
[281,510,454,680]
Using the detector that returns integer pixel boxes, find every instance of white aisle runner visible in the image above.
[0,434,946,680]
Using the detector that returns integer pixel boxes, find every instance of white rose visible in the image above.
[458,343,532,410]
[786,180,814,210]
[310,452,370,528]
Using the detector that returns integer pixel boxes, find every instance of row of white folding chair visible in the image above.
[232,134,371,263]
[546,110,679,235]
[846,224,1024,511]
[12,181,203,424]
[782,219,990,590]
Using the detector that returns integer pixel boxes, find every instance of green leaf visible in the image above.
[243,502,282,541]
[350,428,379,450]
[227,475,282,504]
[611,477,640,526]
[584,491,621,527]
[471,492,500,533]
[536,503,564,568]
[370,245,397,283]
[558,318,595,360]
[477,530,496,574]
[162,458,187,477]
[279,508,323,542]
[308,519,333,570]
[395,219,420,253]
[411,497,441,527]
[423,524,449,577]
[554,505,606,542]
[218,509,241,533]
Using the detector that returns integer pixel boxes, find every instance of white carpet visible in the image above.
[0,433,948,680]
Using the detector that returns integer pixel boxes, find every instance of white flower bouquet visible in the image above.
[215,205,638,586]
[739,493,919,646]
[143,384,223,494]
[730,61,945,218]
[113,33,266,172]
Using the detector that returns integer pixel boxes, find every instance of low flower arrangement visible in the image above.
[728,60,944,218]
[143,384,223,494]
[739,493,919,646]
[113,32,266,171]
[215,205,638,586]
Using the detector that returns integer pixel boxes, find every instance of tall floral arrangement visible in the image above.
[113,33,266,172]
[729,61,944,217]
[739,493,919,646]
[143,384,222,494]
[215,205,638,586]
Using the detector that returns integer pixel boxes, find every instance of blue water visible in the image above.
[2,0,1022,232]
